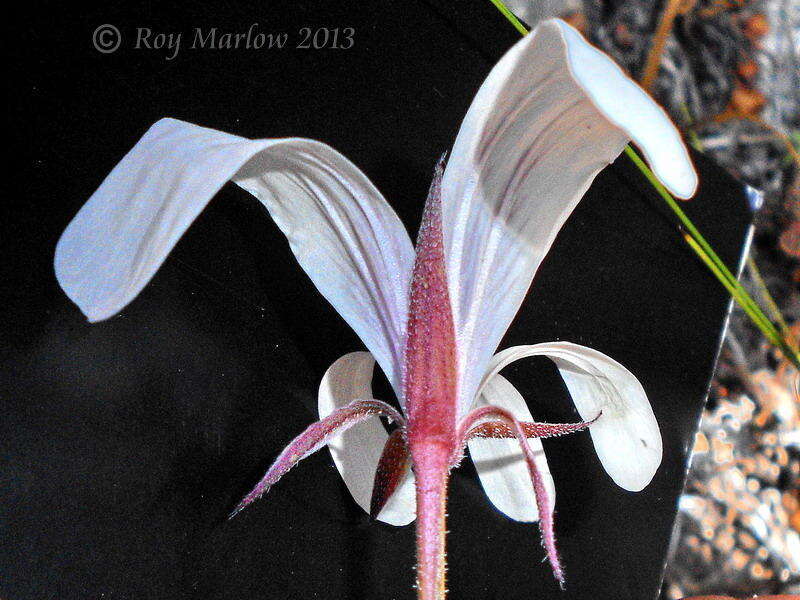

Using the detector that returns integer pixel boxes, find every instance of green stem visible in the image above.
[623,147,797,360]
[682,234,780,347]
[688,235,799,366]
[746,255,798,351]
[487,0,529,35]
[623,147,739,291]
[678,104,704,151]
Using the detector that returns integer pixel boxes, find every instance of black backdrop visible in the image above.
[3,2,751,599]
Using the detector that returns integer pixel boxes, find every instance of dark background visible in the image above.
[2,1,752,599]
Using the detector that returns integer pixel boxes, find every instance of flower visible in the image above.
[55,19,697,600]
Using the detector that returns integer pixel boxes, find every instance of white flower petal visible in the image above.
[468,373,554,522]
[482,342,662,492]
[318,352,415,526]
[441,19,697,412]
[556,22,696,198]
[55,118,414,395]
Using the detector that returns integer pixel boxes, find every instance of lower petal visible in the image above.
[459,402,565,586]
[319,352,415,526]
[467,374,555,523]
[482,342,662,492]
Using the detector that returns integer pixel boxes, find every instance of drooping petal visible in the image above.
[318,352,415,526]
[458,402,564,587]
[55,118,414,394]
[230,397,403,518]
[481,342,662,492]
[440,19,697,412]
[465,374,555,523]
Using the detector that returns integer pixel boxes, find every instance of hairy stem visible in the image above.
[415,460,450,600]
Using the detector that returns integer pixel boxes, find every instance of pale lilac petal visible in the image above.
[55,118,414,394]
[481,342,662,492]
[557,21,697,197]
[231,397,403,518]
[318,352,415,526]
[441,19,697,412]
[466,374,555,523]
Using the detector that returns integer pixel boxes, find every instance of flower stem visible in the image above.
[488,0,800,370]
[746,255,798,352]
[682,233,780,346]
[415,466,450,600]
[623,146,740,293]
[487,0,529,35]
[627,147,800,368]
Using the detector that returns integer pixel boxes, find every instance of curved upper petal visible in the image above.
[440,19,697,412]
[481,342,662,492]
[468,373,554,522]
[318,352,415,526]
[55,118,414,394]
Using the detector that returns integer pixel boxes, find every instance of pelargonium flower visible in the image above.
[55,19,696,600]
